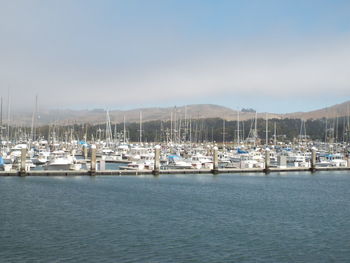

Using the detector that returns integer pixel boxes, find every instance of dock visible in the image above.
[1,166,349,177]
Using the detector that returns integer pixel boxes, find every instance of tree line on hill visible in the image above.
[4,116,349,144]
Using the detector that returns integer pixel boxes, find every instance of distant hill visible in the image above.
[6,100,350,126]
[285,100,350,120]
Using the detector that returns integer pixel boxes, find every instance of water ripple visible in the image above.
[1,172,350,262]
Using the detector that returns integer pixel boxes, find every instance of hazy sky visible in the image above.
[1,0,350,113]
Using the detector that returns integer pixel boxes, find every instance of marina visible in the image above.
[1,90,349,177]
[0,139,349,176]
[1,98,349,177]
[2,1,350,262]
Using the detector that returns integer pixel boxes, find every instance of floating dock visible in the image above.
[0,166,349,176]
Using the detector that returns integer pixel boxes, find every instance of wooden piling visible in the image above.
[264,148,270,174]
[310,147,317,172]
[19,147,27,176]
[153,145,160,175]
[1,166,350,177]
[212,146,219,174]
[90,145,96,176]
[83,145,88,160]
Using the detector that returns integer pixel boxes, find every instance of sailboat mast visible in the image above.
[325,118,328,144]
[242,121,245,143]
[114,123,117,142]
[189,115,192,144]
[170,111,173,143]
[265,113,268,147]
[6,89,10,142]
[299,119,303,143]
[139,111,142,144]
[222,119,225,149]
[346,104,350,143]
[0,96,2,141]
[184,106,187,141]
[335,115,339,143]
[237,110,240,146]
[174,107,177,143]
[123,115,126,143]
[274,122,277,146]
[30,95,38,141]
[105,110,114,147]
[254,111,257,147]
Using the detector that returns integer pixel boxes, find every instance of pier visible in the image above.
[1,166,350,177]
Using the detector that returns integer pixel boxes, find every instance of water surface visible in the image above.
[1,172,350,262]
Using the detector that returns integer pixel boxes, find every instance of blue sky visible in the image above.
[0,0,350,113]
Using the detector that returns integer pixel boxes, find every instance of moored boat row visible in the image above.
[0,138,349,172]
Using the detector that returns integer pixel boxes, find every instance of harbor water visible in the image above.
[1,171,350,262]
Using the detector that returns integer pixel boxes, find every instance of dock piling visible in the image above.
[310,147,317,172]
[19,147,27,176]
[83,145,88,160]
[90,145,96,176]
[264,148,270,174]
[153,145,161,175]
[212,146,219,174]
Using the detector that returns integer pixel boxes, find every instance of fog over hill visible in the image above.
[5,100,350,126]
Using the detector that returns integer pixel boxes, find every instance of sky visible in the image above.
[0,0,350,113]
